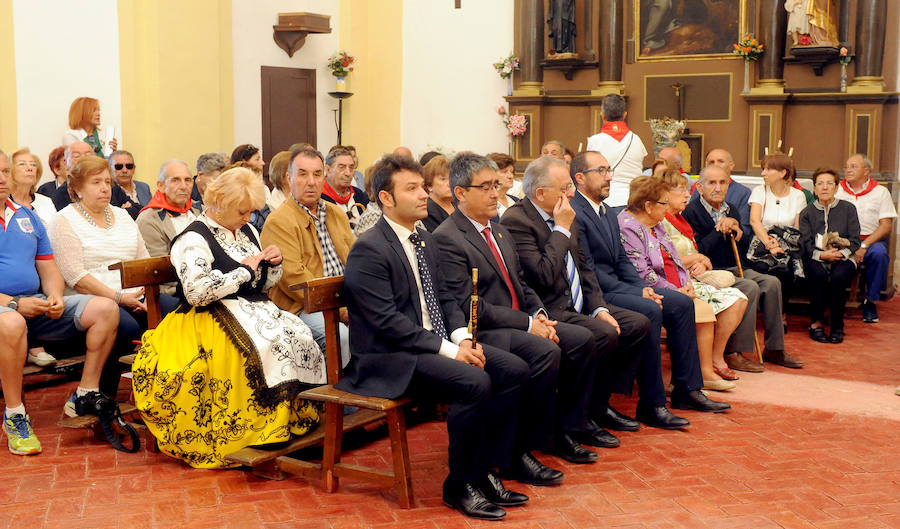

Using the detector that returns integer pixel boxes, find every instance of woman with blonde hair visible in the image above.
[9,148,56,228]
[266,150,292,210]
[62,97,118,157]
[133,166,325,468]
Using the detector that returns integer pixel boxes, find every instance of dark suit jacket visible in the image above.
[53,182,143,218]
[681,198,749,270]
[501,198,607,314]
[422,198,451,232]
[433,210,545,331]
[570,191,646,298]
[336,217,468,399]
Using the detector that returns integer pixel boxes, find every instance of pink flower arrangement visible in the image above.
[498,105,528,137]
[492,54,520,79]
[798,34,812,46]
[839,46,852,66]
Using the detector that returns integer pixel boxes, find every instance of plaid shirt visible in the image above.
[297,199,345,278]
[699,195,731,225]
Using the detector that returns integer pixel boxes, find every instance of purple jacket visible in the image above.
[617,210,690,290]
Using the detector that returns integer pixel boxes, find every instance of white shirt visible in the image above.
[382,215,470,358]
[834,180,897,235]
[586,131,648,207]
[748,185,806,229]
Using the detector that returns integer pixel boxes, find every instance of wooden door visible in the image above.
[261,66,316,165]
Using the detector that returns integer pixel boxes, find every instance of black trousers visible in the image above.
[406,345,528,484]
[805,259,856,332]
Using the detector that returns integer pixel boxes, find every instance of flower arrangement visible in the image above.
[839,46,852,66]
[732,34,764,61]
[498,105,528,137]
[492,54,520,79]
[327,51,355,78]
[797,34,812,46]
[649,117,686,150]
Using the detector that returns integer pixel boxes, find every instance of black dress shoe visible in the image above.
[479,472,528,507]
[808,325,830,343]
[555,433,599,463]
[442,480,506,520]
[597,406,640,432]
[670,390,731,413]
[577,421,620,448]
[635,405,690,430]
[829,329,844,343]
[503,452,565,486]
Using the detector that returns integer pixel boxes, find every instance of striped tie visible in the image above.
[547,218,583,312]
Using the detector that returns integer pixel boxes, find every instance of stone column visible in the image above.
[849,0,887,92]
[753,0,788,94]
[593,0,624,96]
[515,0,544,96]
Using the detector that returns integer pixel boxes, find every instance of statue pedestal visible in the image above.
[846,76,885,94]
[513,82,544,96]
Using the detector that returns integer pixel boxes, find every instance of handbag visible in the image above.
[695,269,736,289]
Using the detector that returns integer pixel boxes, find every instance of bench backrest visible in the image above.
[295,276,345,385]
[109,256,176,330]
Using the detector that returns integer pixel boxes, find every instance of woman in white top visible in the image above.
[51,156,178,391]
[9,148,56,229]
[748,152,807,327]
[61,97,118,158]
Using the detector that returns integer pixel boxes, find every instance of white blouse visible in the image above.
[748,185,806,229]
[51,205,150,294]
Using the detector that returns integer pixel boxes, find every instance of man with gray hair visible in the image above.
[540,140,566,160]
[689,148,752,237]
[585,94,649,207]
[191,152,228,209]
[322,147,369,228]
[136,160,201,285]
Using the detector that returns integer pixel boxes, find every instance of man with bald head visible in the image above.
[52,141,142,217]
[690,148,752,236]
[644,147,688,177]
[393,146,413,159]
[136,160,201,265]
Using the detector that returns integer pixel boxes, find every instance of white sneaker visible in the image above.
[27,350,57,367]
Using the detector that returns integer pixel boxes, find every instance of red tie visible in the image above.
[482,227,519,310]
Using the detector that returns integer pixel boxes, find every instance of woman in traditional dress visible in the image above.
[132,167,326,469]
[619,176,747,392]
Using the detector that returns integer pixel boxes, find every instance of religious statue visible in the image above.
[785,0,840,47]
[547,0,576,55]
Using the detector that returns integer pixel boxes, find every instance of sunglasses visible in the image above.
[114,163,135,170]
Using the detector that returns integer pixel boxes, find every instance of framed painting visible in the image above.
[634,0,747,61]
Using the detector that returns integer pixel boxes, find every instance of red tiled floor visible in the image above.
[0,299,898,529]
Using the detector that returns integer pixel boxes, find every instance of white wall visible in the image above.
[12,0,122,183]
[401,0,514,158]
[231,0,341,155]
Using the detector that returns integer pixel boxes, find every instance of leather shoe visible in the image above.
[829,329,844,344]
[578,420,620,448]
[635,405,690,430]
[763,348,805,369]
[442,480,506,520]
[808,325,830,344]
[597,406,640,432]
[503,452,565,486]
[479,472,528,507]
[671,390,731,413]
[555,433,600,463]
[725,352,764,373]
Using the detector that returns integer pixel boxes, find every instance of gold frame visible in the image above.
[750,109,777,168]
[642,73,734,123]
[634,0,747,62]
[514,111,537,161]
[847,108,877,165]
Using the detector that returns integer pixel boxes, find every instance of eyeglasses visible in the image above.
[114,163,135,170]
[814,181,837,188]
[542,182,575,194]
[463,180,501,192]
[583,166,612,176]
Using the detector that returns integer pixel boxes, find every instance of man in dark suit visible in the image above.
[570,151,728,424]
[433,153,601,470]
[336,155,530,521]
[501,156,677,443]
[683,164,804,370]
[53,142,142,218]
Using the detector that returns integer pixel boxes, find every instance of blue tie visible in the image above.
[547,219,584,312]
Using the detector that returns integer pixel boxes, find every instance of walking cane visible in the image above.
[730,233,764,363]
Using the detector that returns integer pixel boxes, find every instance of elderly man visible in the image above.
[260,148,355,367]
[540,140,566,160]
[136,160,201,294]
[586,94,649,207]
[690,148,752,237]
[109,150,152,216]
[322,147,369,228]
[392,146,414,160]
[682,165,804,370]
[0,150,120,455]
[643,146,689,177]
[191,152,227,210]
[52,142,140,216]
[571,150,709,427]
[835,154,897,323]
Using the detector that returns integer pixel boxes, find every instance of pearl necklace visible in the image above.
[75,202,112,230]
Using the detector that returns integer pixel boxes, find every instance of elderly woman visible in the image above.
[421,155,454,232]
[656,169,749,387]
[619,176,745,391]
[10,148,56,228]
[50,155,178,392]
[132,167,325,468]
[37,146,67,198]
[266,150,292,210]
[799,168,860,344]
[62,97,117,157]
[487,152,520,217]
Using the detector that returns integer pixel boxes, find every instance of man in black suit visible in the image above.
[433,153,601,470]
[336,155,530,521]
[501,156,667,444]
[570,151,728,423]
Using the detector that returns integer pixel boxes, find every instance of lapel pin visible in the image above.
[497,233,502,238]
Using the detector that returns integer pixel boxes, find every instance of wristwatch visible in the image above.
[861,243,868,250]
[6,296,20,311]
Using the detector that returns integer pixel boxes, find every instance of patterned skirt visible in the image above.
[691,279,747,321]
[132,304,323,469]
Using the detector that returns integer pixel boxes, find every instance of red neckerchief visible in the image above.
[139,190,192,215]
[601,120,630,142]
[839,178,879,198]
[792,180,804,191]
[665,212,698,250]
[322,179,353,205]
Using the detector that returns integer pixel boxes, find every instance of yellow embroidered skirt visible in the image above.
[132,305,322,469]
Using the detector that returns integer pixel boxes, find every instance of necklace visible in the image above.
[74,201,112,230]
